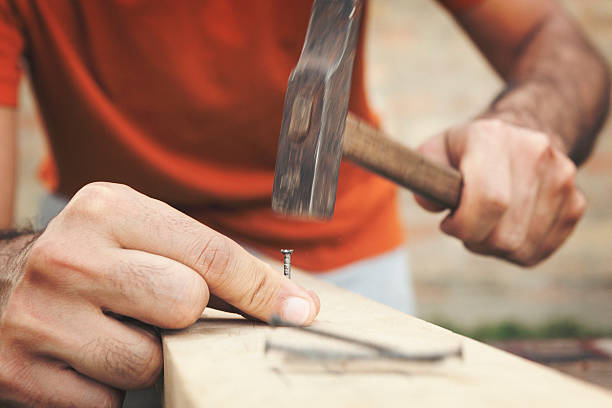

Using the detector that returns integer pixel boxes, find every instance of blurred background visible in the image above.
[13,0,612,390]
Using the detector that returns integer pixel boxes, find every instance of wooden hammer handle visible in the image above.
[343,113,462,209]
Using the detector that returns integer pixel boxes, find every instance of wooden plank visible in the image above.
[162,272,612,407]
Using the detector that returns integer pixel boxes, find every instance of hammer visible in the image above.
[272,0,463,219]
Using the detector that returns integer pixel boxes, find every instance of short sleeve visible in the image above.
[0,1,24,106]
[437,0,487,14]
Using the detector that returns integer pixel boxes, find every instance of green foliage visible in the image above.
[433,318,612,341]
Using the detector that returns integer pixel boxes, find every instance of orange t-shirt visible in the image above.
[0,0,481,271]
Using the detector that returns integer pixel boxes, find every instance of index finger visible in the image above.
[414,132,456,212]
[72,183,320,326]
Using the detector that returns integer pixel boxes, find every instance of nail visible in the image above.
[281,249,294,279]
[280,297,312,326]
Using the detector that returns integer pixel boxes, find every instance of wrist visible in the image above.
[479,102,570,156]
[0,230,40,321]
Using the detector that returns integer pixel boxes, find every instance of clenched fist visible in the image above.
[0,182,320,407]
[416,119,586,266]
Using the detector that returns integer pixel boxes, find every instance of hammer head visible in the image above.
[272,0,364,219]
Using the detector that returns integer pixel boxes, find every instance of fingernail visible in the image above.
[306,289,320,310]
[280,297,312,326]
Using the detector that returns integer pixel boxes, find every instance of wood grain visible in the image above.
[162,272,612,407]
[343,112,462,209]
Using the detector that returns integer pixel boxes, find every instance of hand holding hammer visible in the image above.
[272,0,594,268]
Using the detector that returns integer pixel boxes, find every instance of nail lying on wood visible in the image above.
[267,315,463,363]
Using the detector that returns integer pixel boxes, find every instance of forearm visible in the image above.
[484,13,610,164]
[0,107,17,227]
[0,230,38,321]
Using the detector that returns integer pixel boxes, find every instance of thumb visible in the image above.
[196,238,321,326]
[414,133,454,212]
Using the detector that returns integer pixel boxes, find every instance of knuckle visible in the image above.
[513,255,540,268]
[88,336,162,389]
[26,236,90,286]
[508,243,550,268]
[67,183,117,220]
[244,269,276,314]
[571,193,587,221]
[131,339,163,388]
[560,157,577,178]
[471,118,508,142]
[488,229,525,255]
[527,140,554,165]
[114,258,207,328]
[88,387,123,408]
[97,391,123,408]
[167,277,208,328]
[563,207,585,229]
[27,237,69,272]
[66,182,132,221]
[555,158,578,192]
[481,118,505,132]
[481,189,510,217]
[2,290,50,348]
[167,305,202,329]
[519,244,554,267]
[522,132,552,161]
[25,239,48,272]
[191,234,232,283]
[524,257,542,267]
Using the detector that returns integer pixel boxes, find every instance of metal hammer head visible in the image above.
[272,0,364,219]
